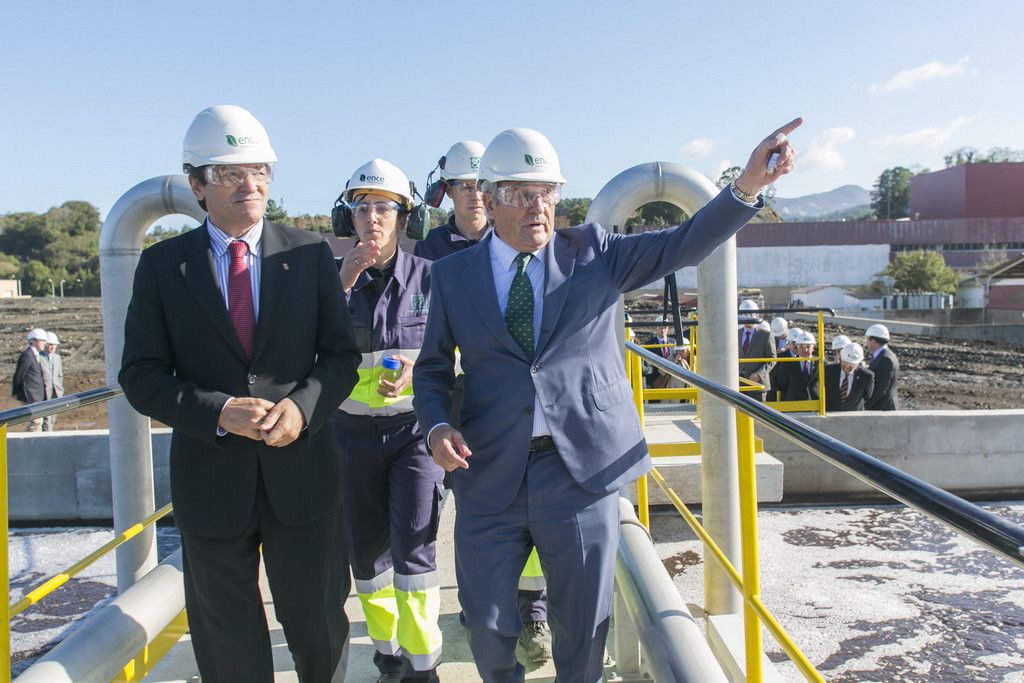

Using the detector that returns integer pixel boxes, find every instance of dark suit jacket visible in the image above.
[12,347,44,403]
[824,363,875,411]
[865,346,899,410]
[119,221,360,537]
[774,357,820,401]
[738,327,776,390]
[414,187,759,514]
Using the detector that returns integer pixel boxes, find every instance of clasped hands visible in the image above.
[219,396,304,447]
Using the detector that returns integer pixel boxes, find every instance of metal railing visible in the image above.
[625,340,1024,682]
[1,386,180,683]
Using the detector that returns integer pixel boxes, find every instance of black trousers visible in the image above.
[180,468,349,683]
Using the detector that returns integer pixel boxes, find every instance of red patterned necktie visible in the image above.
[840,372,850,402]
[742,331,750,354]
[228,240,255,361]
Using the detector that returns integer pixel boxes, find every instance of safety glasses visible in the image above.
[493,183,561,208]
[349,200,402,219]
[204,164,275,187]
[448,181,482,197]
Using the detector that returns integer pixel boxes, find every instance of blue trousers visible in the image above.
[455,445,618,683]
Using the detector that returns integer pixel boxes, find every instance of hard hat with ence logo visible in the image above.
[440,140,486,181]
[840,342,865,364]
[343,159,415,210]
[478,128,566,186]
[182,105,277,171]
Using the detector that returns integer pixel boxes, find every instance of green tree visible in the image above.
[944,147,982,167]
[717,166,742,189]
[428,208,450,229]
[871,167,913,219]
[265,198,294,226]
[0,253,20,278]
[292,214,332,233]
[880,250,959,294]
[19,259,53,296]
[556,197,591,225]
[625,202,688,228]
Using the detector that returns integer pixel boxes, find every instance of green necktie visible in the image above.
[505,252,534,358]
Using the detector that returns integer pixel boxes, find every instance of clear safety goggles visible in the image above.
[348,200,402,219]
[204,164,275,187]
[448,180,482,197]
[493,183,561,208]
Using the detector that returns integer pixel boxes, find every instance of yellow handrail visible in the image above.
[10,503,174,617]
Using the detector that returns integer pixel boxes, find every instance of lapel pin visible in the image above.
[282,262,289,271]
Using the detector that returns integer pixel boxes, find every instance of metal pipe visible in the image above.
[14,550,185,683]
[0,386,122,427]
[615,497,728,682]
[99,175,205,591]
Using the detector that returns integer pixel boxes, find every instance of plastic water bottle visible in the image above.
[380,356,402,386]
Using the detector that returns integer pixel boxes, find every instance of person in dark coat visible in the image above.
[864,324,899,410]
[12,328,48,431]
[825,342,875,411]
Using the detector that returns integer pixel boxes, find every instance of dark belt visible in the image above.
[529,435,555,453]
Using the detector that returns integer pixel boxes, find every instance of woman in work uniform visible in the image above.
[332,159,443,682]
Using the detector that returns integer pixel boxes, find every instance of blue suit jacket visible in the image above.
[413,187,759,514]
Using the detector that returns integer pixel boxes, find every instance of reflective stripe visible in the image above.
[340,348,421,416]
[519,547,546,590]
[354,567,394,595]
[393,569,439,592]
[394,579,442,668]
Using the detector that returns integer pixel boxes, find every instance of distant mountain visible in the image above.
[773,185,870,221]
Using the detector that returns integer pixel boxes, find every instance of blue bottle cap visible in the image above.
[381,356,402,371]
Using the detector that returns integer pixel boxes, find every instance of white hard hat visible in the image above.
[182,105,277,170]
[673,340,690,352]
[786,328,803,344]
[796,330,816,345]
[865,323,890,341]
[655,315,667,323]
[738,299,759,312]
[46,332,59,345]
[440,140,485,181]
[343,159,415,210]
[27,328,46,342]
[831,334,852,351]
[840,342,865,364]
[478,128,566,185]
[758,320,771,332]
[770,317,789,337]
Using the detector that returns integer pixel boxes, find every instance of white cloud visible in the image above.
[710,159,733,183]
[798,127,856,171]
[878,116,973,148]
[680,137,714,158]
[868,56,971,94]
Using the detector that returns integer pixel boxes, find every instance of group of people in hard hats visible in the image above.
[116,102,800,683]
[764,312,900,410]
[11,327,64,430]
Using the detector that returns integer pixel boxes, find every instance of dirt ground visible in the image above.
[0,297,1022,432]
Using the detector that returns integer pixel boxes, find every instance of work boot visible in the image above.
[517,620,552,665]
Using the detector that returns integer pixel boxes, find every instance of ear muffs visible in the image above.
[422,157,446,208]
[405,204,430,241]
[331,192,355,238]
[333,183,431,241]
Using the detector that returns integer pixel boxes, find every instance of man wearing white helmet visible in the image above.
[830,334,852,363]
[120,105,360,683]
[770,317,789,353]
[774,329,820,401]
[825,342,875,411]
[12,328,48,431]
[415,141,489,261]
[41,332,64,431]
[331,158,445,682]
[738,299,776,401]
[415,118,802,682]
[864,323,899,410]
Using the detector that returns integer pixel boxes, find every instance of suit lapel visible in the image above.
[251,222,294,364]
[535,234,576,357]
[461,234,529,361]
[180,223,249,363]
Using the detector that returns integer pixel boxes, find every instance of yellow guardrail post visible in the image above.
[1,423,9,683]
[629,350,650,528]
[736,411,763,682]
[816,311,826,416]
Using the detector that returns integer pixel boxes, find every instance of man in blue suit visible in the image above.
[413,121,801,682]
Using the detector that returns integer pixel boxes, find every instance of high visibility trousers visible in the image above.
[518,548,548,623]
[332,410,445,675]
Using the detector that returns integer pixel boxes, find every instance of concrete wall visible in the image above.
[7,429,171,522]
[788,312,1024,345]
[758,410,1024,502]
[665,244,891,289]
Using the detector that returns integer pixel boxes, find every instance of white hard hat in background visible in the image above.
[440,140,486,181]
[786,328,803,344]
[840,342,865,364]
[758,320,772,332]
[478,128,566,185]
[343,159,415,210]
[46,332,59,345]
[770,317,789,337]
[182,104,277,170]
[674,339,690,350]
[831,334,852,351]
[865,324,891,341]
[738,299,759,312]
[27,328,46,342]
[796,330,816,345]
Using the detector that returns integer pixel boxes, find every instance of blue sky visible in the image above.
[3,1,1023,220]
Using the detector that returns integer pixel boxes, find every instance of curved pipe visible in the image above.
[99,175,204,591]
[585,161,718,232]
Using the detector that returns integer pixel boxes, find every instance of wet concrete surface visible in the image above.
[653,502,1024,682]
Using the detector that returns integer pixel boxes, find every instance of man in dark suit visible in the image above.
[825,342,875,411]
[12,328,48,431]
[119,105,360,683]
[774,329,820,401]
[415,120,801,682]
[738,300,776,401]
[643,315,676,389]
[864,323,899,410]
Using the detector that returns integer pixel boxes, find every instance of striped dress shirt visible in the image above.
[206,219,263,320]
